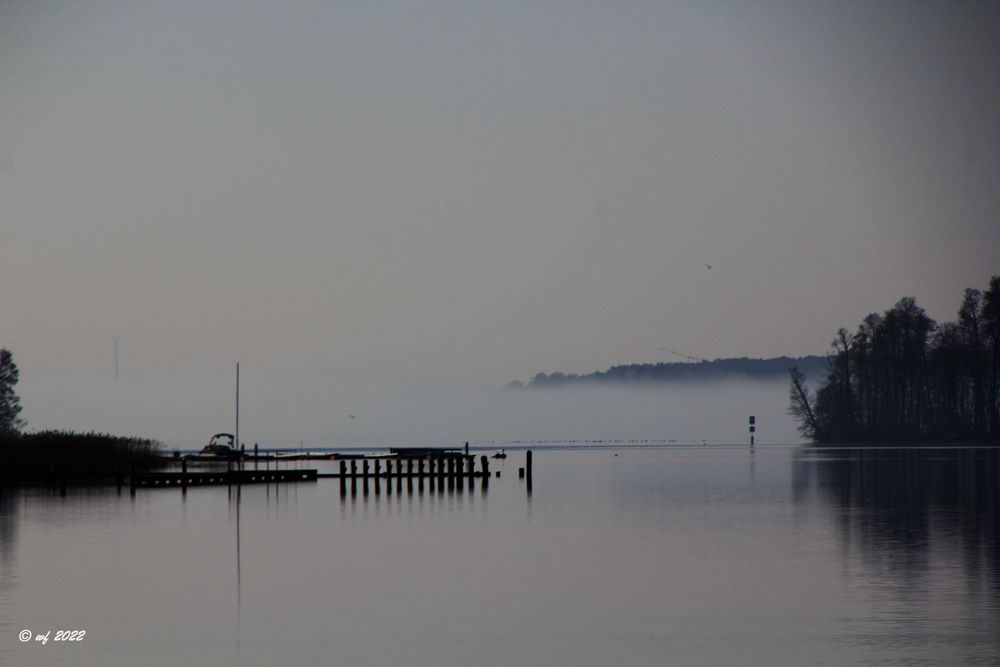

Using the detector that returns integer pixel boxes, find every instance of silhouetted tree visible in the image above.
[788,366,819,441]
[792,278,999,444]
[0,348,26,437]
[958,288,987,437]
[982,276,1000,437]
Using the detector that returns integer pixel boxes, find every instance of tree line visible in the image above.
[789,276,1000,444]
[514,355,828,388]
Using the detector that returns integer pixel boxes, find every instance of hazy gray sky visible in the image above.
[2,1,998,445]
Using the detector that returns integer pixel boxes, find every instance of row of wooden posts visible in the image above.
[336,451,533,496]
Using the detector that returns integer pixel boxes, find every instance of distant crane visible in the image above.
[94,324,122,380]
[659,347,707,363]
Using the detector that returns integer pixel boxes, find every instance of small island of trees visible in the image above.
[790,276,1000,444]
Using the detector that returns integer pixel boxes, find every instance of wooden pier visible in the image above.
[132,468,318,489]
[129,449,532,495]
[320,450,529,496]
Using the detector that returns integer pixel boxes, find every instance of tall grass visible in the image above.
[0,430,163,484]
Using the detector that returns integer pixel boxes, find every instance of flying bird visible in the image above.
[704,264,713,270]
[348,414,356,420]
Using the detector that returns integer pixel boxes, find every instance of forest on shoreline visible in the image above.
[790,276,1000,445]
[511,355,827,388]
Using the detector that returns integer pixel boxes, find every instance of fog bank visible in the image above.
[18,369,802,449]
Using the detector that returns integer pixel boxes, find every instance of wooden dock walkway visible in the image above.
[132,468,318,489]
[130,449,533,495]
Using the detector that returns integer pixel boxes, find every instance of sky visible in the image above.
[2,1,998,446]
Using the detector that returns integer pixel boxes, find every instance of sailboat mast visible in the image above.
[235,362,240,454]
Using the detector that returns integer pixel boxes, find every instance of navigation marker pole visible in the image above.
[749,415,756,447]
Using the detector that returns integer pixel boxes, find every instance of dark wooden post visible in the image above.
[182,459,188,490]
[480,455,489,491]
[526,449,533,493]
[374,459,381,494]
[340,460,347,496]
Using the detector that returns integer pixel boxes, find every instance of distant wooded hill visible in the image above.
[508,355,827,389]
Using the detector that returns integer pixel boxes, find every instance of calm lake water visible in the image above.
[2,445,998,666]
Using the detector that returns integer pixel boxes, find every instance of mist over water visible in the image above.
[19,370,800,448]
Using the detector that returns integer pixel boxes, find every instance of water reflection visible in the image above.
[793,447,1000,629]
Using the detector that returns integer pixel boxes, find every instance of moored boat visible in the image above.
[189,433,241,460]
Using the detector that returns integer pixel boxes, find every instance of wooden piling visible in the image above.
[526,449,533,493]
[181,459,188,490]
[340,460,347,496]
[374,459,381,494]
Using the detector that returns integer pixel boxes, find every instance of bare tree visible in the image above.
[788,366,820,441]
